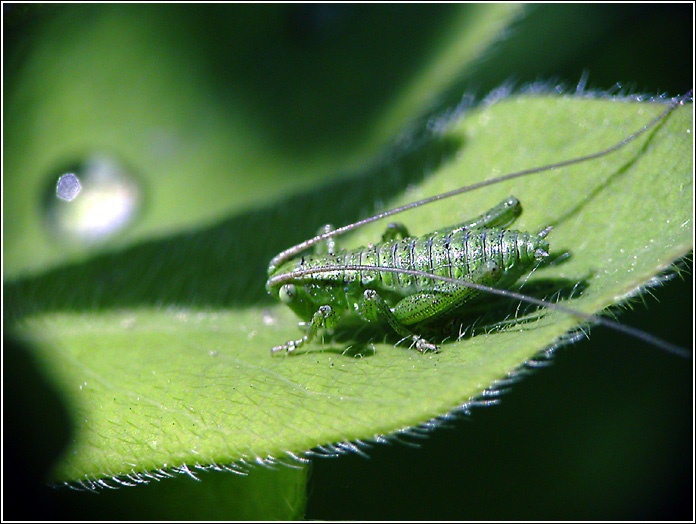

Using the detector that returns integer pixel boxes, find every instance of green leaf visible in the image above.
[9,94,692,487]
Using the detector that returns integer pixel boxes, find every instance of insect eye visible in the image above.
[279,284,297,304]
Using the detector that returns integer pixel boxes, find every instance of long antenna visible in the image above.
[268,91,691,272]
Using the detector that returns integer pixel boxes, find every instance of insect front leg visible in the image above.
[358,289,439,353]
[271,305,338,355]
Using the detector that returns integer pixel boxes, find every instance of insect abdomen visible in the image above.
[346,228,548,293]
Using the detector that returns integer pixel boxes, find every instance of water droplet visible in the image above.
[43,154,143,244]
[56,173,82,201]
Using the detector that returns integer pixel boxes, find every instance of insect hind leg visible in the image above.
[382,197,523,243]
[454,196,522,231]
[358,289,439,353]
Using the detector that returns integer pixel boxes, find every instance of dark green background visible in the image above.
[4,4,692,520]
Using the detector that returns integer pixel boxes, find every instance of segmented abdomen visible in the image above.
[336,228,548,292]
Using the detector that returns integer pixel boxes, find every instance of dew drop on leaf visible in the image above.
[43,154,143,244]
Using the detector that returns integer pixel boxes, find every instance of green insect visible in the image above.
[266,91,692,357]
[267,197,550,354]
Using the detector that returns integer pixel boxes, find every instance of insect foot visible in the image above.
[270,305,335,356]
[534,226,553,259]
[270,340,298,355]
[413,335,440,353]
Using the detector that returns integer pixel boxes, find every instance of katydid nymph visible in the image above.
[266,91,692,358]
